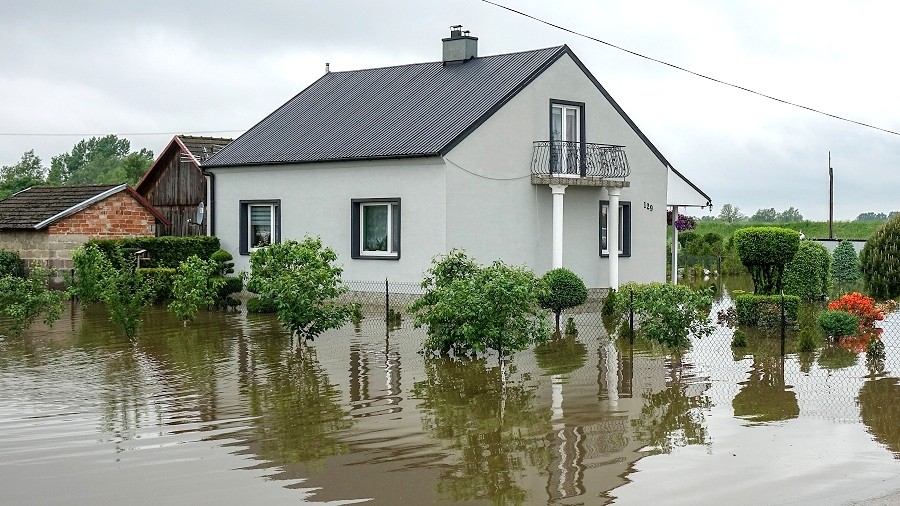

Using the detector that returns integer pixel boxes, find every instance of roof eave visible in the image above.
[34,184,128,229]
[202,152,442,169]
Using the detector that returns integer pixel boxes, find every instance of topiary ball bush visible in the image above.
[860,215,900,299]
[540,268,588,330]
[732,227,800,295]
[783,241,832,301]
[817,309,858,339]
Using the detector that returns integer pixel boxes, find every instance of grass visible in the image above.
[692,220,883,241]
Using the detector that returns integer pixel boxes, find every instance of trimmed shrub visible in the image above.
[136,268,176,303]
[0,249,24,277]
[734,294,800,327]
[732,227,800,294]
[731,329,748,347]
[832,240,860,283]
[817,309,859,338]
[783,241,832,301]
[89,236,220,269]
[214,276,243,306]
[860,215,900,299]
[210,249,235,276]
[246,296,277,313]
[539,268,588,332]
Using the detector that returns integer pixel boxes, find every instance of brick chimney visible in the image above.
[442,25,478,63]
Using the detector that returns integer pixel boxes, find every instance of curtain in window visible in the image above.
[363,204,388,252]
[250,205,272,248]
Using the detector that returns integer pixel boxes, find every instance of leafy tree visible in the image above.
[410,250,548,360]
[47,135,152,186]
[614,282,715,348]
[717,203,746,223]
[539,268,588,333]
[860,215,900,299]
[750,207,778,222]
[0,250,24,277]
[68,244,108,304]
[783,241,831,301]
[168,255,225,324]
[733,227,800,294]
[247,237,353,341]
[832,240,860,283]
[777,206,803,222]
[856,212,888,222]
[0,150,46,200]
[0,266,65,335]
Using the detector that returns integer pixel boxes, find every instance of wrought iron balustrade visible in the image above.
[531,141,630,179]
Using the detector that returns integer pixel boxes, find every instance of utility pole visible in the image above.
[828,151,834,240]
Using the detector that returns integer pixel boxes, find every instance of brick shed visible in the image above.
[0,184,170,276]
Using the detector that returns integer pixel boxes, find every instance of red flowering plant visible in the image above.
[827,292,890,351]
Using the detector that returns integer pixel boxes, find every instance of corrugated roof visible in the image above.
[0,184,170,229]
[204,46,566,167]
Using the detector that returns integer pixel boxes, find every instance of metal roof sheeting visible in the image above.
[204,46,565,167]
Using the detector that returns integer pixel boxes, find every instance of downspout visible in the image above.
[202,170,215,236]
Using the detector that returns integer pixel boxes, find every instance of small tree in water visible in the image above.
[247,237,353,342]
[732,227,800,294]
[169,255,225,325]
[0,265,65,335]
[539,268,588,334]
[410,250,548,361]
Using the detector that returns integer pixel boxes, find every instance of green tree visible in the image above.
[855,212,888,222]
[733,227,800,294]
[168,255,225,324]
[777,206,803,222]
[539,268,588,333]
[860,215,900,299]
[47,135,152,186]
[410,250,548,360]
[717,203,745,223]
[614,283,714,348]
[247,237,353,341]
[750,207,778,222]
[832,240,860,283]
[783,241,831,301]
[0,266,65,335]
[0,150,46,200]
[68,244,108,304]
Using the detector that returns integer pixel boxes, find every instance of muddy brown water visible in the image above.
[1,294,899,505]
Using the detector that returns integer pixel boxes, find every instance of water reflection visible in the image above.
[732,338,799,423]
[412,357,550,505]
[858,376,900,458]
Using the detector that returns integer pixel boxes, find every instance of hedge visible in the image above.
[734,293,800,327]
[136,267,176,303]
[89,236,221,269]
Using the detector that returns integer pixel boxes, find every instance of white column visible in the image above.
[670,205,679,284]
[550,184,567,269]
[608,187,620,290]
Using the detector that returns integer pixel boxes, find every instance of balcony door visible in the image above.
[551,103,581,176]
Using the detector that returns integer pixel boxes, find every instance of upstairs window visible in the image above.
[550,100,585,176]
[351,198,400,259]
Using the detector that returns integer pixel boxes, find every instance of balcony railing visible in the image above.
[531,141,630,179]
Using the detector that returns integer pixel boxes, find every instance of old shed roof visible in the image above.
[203,46,567,167]
[135,135,231,194]
[0,184,170,229]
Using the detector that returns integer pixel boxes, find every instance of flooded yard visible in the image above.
[1,284,899,505]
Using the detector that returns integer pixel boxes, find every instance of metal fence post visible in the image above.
[780,290,786,356]
[385,278,389,326]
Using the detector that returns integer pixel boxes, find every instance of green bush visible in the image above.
[246,296,277,313]
[539,268,588,332]
[613,282,715,348]
[214,276,243,305]
[832,240,860,283]
[860,215,900,299]
[70,244,107,304]
[817,309,858,338]
[410,250,548,358]
[731,329,748,347]
[0,266,65,335]
[136,268,176,303]
[89,236,220,269]
[732,227,800,294]
[169,256,224,323]
[210,249,235,276]
[0,250,24,277]
[719,236,746,275]
[783,241,832,301]
[679,231,725,257]
[734,294,800,327]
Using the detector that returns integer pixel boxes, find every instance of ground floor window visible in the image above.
[600,200,631,257]
[351,198,400,259]
[239,200,280,255]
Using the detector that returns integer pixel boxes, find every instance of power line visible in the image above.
[0,129,244,137]
[482,0,900,137]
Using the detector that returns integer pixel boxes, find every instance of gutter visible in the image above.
[202,169,215,236]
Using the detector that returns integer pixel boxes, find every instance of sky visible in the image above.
[2,0,898,221]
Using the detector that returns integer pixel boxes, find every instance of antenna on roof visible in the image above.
[325,62,330,73]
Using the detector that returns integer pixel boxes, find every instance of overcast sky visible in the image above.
[2,0,898,220]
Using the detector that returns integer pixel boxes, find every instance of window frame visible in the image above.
[351,198,401,260]
[239,199,281,256]
[549,99,586,176]
[599,200,631,257]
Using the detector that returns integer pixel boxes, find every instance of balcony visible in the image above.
[530,141,630,187]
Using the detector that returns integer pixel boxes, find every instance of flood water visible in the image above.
[2,289,900,505]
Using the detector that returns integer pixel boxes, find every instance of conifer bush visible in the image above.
[832,240,860,283]
[860,216,900,299]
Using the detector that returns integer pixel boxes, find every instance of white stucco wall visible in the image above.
[445,52,668,286]
[209,158,447,282]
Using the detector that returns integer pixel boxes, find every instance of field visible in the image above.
[691,220,884,241]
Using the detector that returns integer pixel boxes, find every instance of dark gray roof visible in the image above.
[0,184,170,229]
[204,46,567,167]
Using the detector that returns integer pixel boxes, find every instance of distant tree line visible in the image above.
[699,204,900,224]
[0,135,153,200]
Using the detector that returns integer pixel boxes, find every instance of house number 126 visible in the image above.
[643,202,653,211]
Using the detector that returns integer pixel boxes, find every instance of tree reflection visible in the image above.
[732,338,799,423]
[858,376,900,458]
[412,357,550,505]
[534,335,587,377]
[246,343,352,470]
[631,357,711,454]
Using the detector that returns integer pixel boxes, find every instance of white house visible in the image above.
[203,28,710,289]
